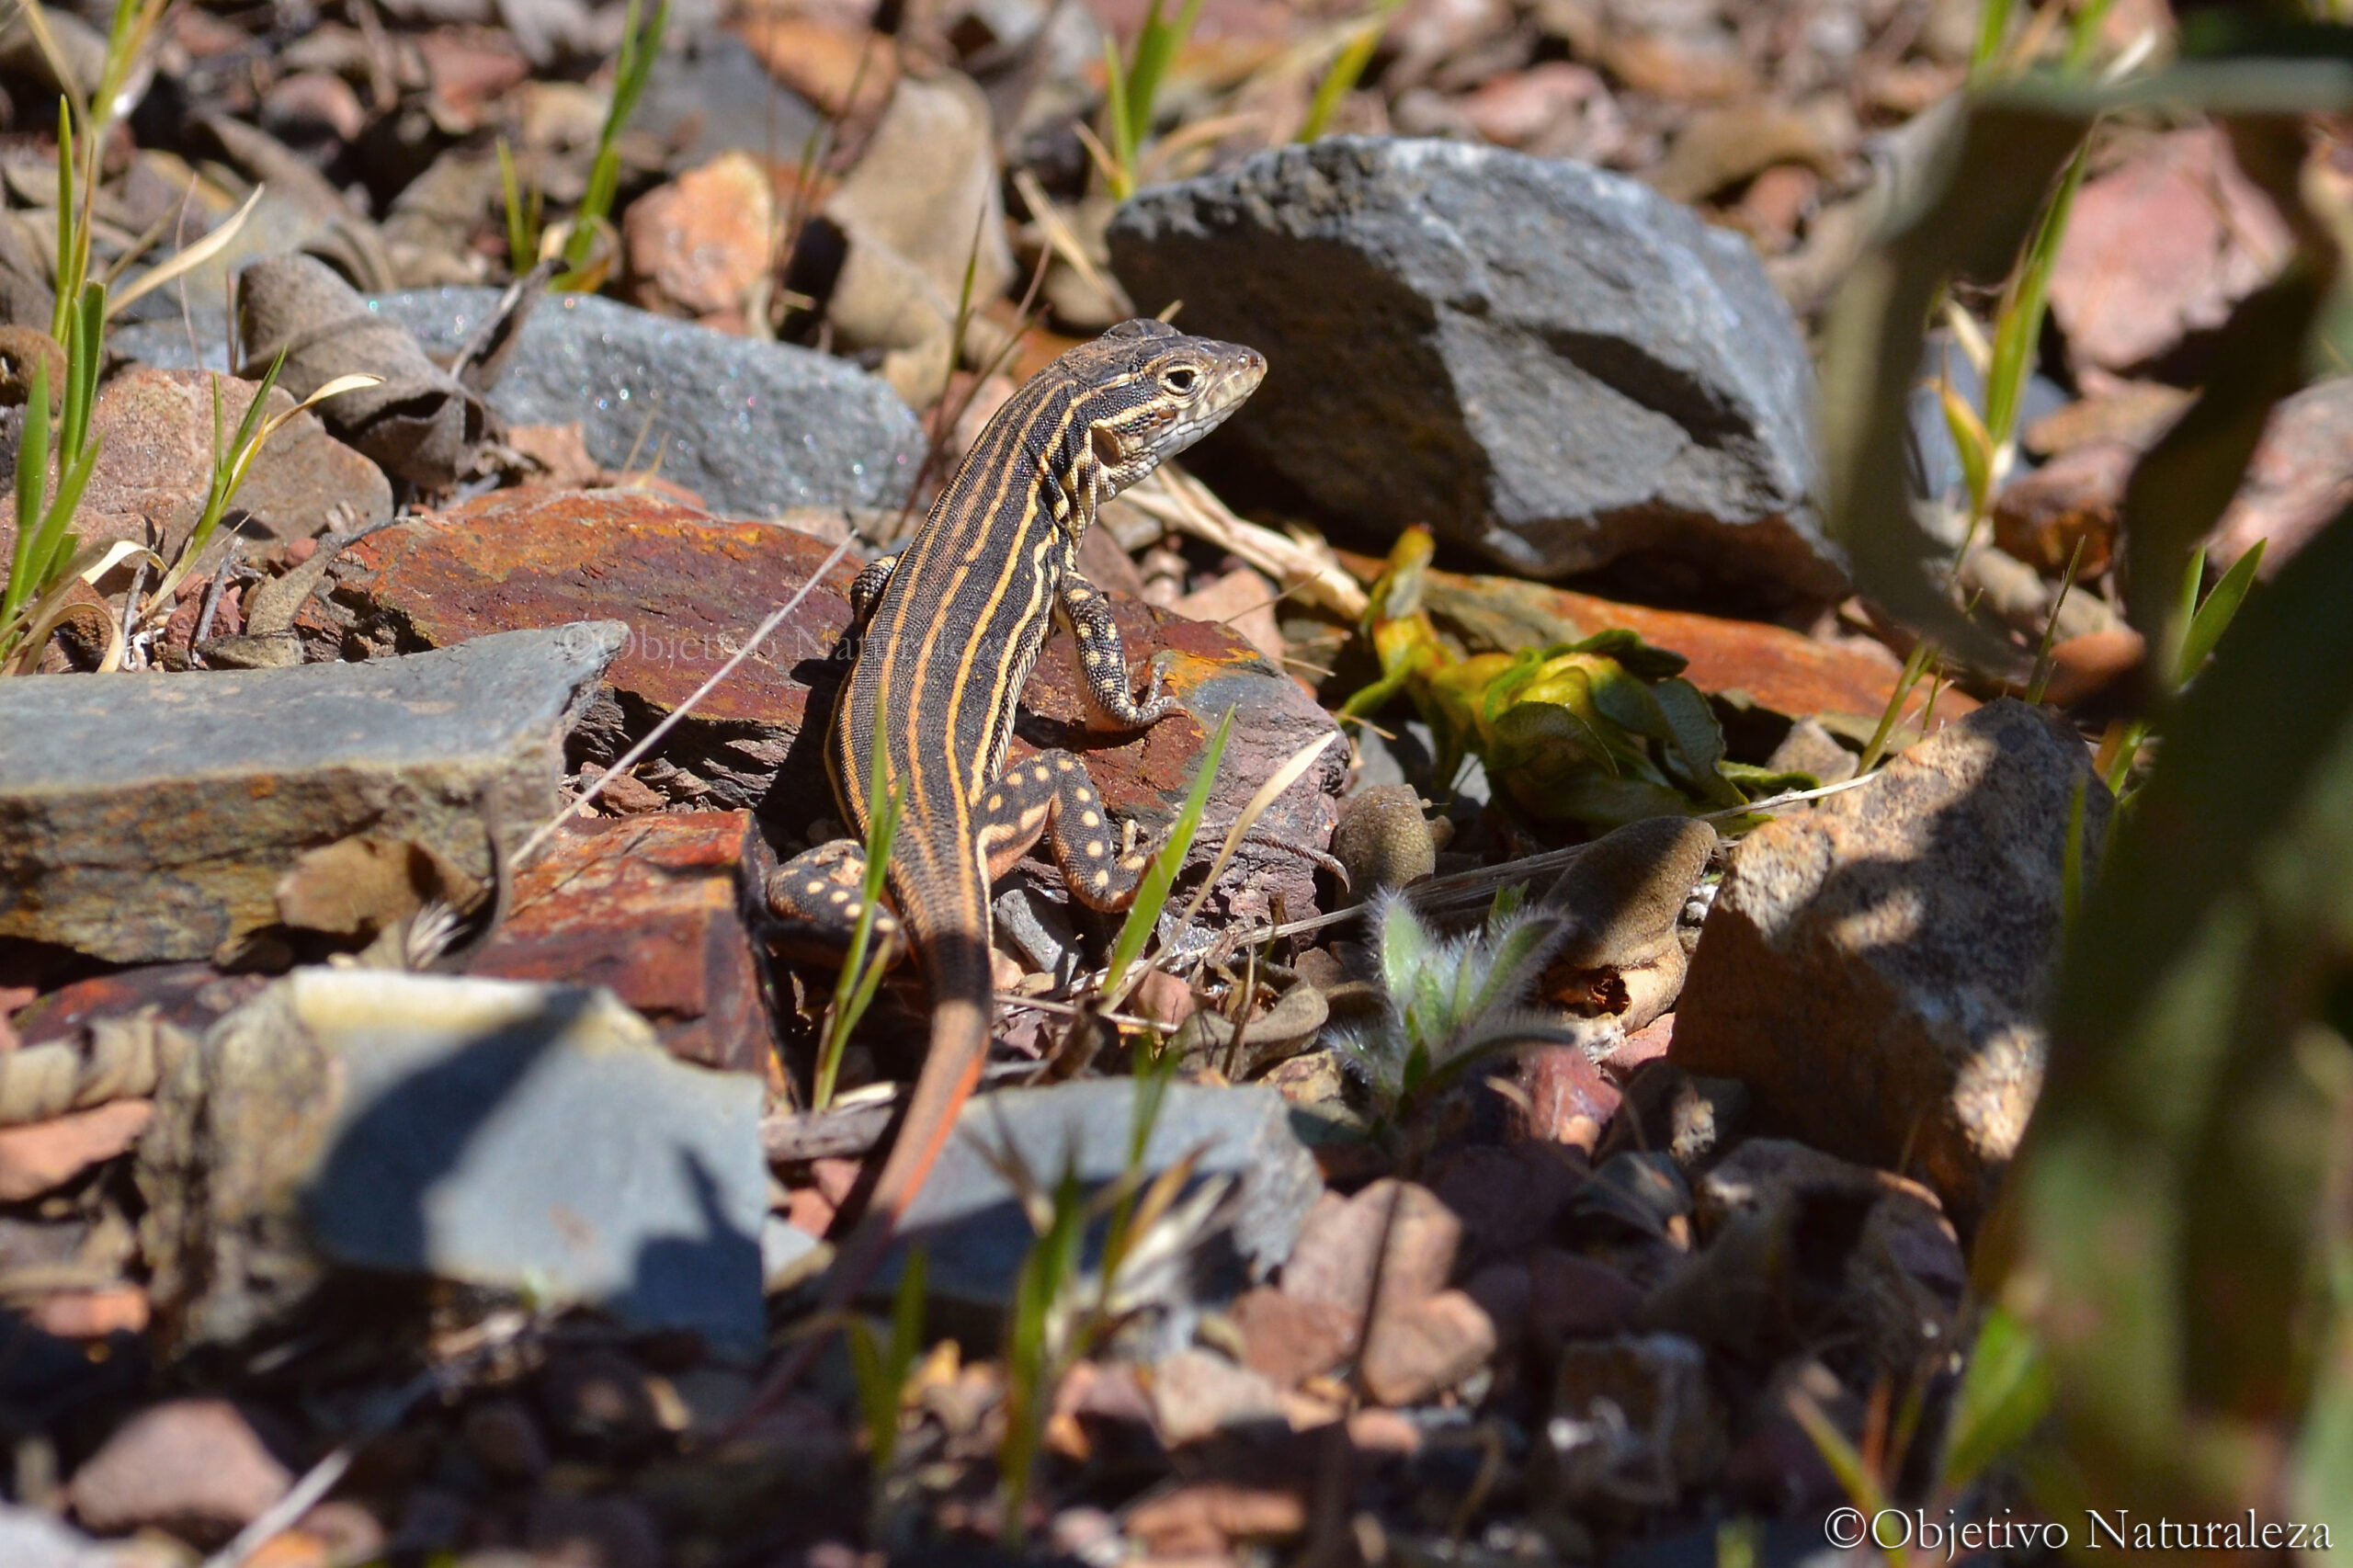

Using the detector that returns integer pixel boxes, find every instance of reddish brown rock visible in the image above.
[1359,1288,1496,1405]
[2208,376,2353,576]
[1228,1286,1358,1388]
[1125,1482,1308,1558]
[1281,1181,1460,1316]
[1511,1044,1620,1153]
[2050,126,2294,375]
[301,489,859,814]
[9,962,265,1047]
[1993,442,2131,575]
[0,368,392,569]
[1149,1348,1286,1446]
[27,1285,151,1338]
[0,1100,154,1200]
[1457,62,1608,149]
[624,153,776,320]
[71,1399,294,1545]
[2040,628,2145,709]
[470,812,768,1074]
[1672,701,2107,1227]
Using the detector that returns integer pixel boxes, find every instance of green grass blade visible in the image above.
[498,137,535,275]
[51,101,74,344]
[2065,0,2120,74]
[1,358,51,632]
[2177,539,2266,687]
[1938,1310,2054,1494]
[1100,35,1136,199]
[1984,134,2091,457]
[57,281,102,470]
[1104,709,1234,1000]
[1971,0,2018,78]
[1301,0,1403,142]
[1121,0,1180,154]
[33,433,99,588]
[815,694,904,1110]
[557,0,669,285]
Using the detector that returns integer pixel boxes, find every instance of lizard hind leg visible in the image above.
[975,750,1157,912]
[764,838,902,953]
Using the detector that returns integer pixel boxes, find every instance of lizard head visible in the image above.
[1064,317,1267,505]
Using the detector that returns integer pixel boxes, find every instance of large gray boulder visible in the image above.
[1108,137,1838,597]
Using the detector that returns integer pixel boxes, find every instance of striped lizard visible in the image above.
[756,318,1266,1389]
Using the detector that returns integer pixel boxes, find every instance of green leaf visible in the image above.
[1817,92,2092,669]
[1105,709,1233,998]
[1300,0,1404,142]
[1940,1308,2053,1494]
[1466,912,1563,1024]
[1984,135,2090,459]
[3,356,51,631]
[2177,539,2266,687]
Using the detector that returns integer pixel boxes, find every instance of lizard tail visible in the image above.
[726,937,993,1431]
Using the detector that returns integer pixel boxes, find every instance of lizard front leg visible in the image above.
[1058,553,1176,730]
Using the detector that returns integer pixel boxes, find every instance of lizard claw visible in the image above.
[1133,649,1181,722]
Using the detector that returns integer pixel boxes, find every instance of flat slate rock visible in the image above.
[883,1080,1324,1331]
[141,970,767,1358]
[0,625,623,965]
[1109,137,1838,597]
[113,290,924,519]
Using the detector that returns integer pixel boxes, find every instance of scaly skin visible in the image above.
[742,319,1266,1415]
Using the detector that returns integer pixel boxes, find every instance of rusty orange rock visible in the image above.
[472,812,770,1075]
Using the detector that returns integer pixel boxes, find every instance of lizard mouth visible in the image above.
[1154,347,1267,457]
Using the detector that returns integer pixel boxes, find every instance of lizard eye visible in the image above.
[1159,365,1200,396]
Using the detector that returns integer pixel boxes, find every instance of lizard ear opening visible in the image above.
[1090,423,1124,468]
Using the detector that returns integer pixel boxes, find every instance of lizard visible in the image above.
[750,318,1266,1402]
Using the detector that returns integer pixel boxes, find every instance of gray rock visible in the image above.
[113,290,925,519]
[139,971,767,1358]
[883,1081,1324,1330]
[636,30,820,174]
[1108,137,1838,597]
[379,290,923,517]
[1670,699,2109,1227]
[0,625,622,965]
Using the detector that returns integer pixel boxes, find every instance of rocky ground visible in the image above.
[0,0,2343,1564]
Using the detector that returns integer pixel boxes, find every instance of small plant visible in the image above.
[1790,1310,2053,1567]
[813,694,905,1111]
[553,0,669,291]
[1088,0,1208,199]
[2092,540,2266,800]
[141,355,381,619]
[1936,135,2092,558]
[1334,886,1583,1134]
[1343,528,1809,830]
[1299,0,1406,142]
[846,1244,927,1517]
[993,1048,1219,1546]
